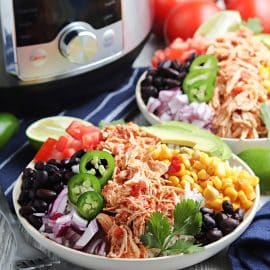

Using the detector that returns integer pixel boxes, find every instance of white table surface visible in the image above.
[1,34,269,270]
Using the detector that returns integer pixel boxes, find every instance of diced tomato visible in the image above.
[50,148,64,161]
[34,138,57,162]
[130,181,147,197]
[68,138,82,151]
[56,135,69,152]
[66,121,84,139]
[62,148,76,159]
[168,155,181,175]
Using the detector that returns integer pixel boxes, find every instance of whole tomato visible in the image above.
[225,0,270,33]
[164,0,221,43]
[152,0,217,38]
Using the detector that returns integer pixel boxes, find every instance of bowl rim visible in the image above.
[135,71,270,142]
[13,154,260,263]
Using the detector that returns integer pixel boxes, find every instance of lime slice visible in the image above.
[195,11,242,40]
[26,116,91,150]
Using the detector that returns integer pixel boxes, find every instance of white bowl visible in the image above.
[13,155,260,270]
[135,72,270,154]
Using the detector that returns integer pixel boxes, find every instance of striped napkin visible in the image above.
[0,68,146,205]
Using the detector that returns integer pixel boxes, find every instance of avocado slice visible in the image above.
[143,121,231,160]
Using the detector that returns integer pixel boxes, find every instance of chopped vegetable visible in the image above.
[140,199,203,256]
[79,150,115,187]
[0,112,19,149]
[243,18,263,34]
[77,191,104,220]
[98,119,126,129]
[68,173,101,205]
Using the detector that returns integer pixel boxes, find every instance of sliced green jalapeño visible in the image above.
[79,150,115,187]
[77,191,104,220]
[68,173,101,205]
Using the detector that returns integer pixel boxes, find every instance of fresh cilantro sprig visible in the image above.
[243,18,263,34]
[140,199,203,256]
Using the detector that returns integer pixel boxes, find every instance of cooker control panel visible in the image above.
[59,25,98,64]
[1,0,123,82]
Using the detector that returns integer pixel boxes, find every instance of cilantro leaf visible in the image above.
[243,18,263,34]
[173,199,202,236]
[140,211,171,251]
[140,199,204,256]
[165,239,203,255]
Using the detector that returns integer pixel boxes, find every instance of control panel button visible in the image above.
[29,48,47,67]
[103,29,115,47]
[60,26,97,64]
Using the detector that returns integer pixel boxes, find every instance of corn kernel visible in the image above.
[222,177,233,190]
[215,163,226,177]
[224,186,238,202]
[169,176,179,186]
[193,183,203,193]
[263,80,270,93]
[182,158,191,169]
[181,180,189,188]
[240,183,256,200]
[207,198,223,211]
[232,202,240,210]
[249,176,259,187]
[259,65,269,79]
[198,169,208,180]
[151,149,161,160]
[238,190,253,210]
[200,180,213,189]
[203,185,219,201]
[160,144,173,160]
[193,160,204,170]
[182,175,194,184]
[190,171,198,182]
[212,176,222,190]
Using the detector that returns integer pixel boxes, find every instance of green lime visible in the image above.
[26,116,91,150]
[195,11,242,40]
[238,148,270,193]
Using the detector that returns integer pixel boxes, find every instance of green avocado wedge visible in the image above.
[142,121,231,160]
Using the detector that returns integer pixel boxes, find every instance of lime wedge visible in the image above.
[26,116,91,150]
[195,11,242,40]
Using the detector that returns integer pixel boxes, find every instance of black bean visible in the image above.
[206,228,223,242]
[159,67,180,79]
[19,206,36,218]
[147,69,157,77]
[141,86,158,102]
[141,77,152,87]
[203,214,216,229]
[163,78,180,88]
[27,214,42,229]
[28,188,36,200]
[70,149,86,160]
[45,163,59,175]
[36,189,57,202]
[18,190,30,205]
[62,171,75,184]
[22,175,34,189]
[222,200,234,214]
[49,172,62,184]
[47,159,62,167]
[159,60,172,69]
[22,168,35,178]
[233,208,245,222]
[153,76,163,87]
[33,199,48,212]
[219,217,240,234]
[34,162,47,171]
[201,207,214,215]
[34,170,48,187]
[53,182,64,193]
[216,212,228,225]
[61,159,71,168]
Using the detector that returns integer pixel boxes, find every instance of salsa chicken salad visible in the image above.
[17,121,258,258]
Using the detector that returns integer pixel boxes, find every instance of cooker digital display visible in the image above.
[13,0,122,47]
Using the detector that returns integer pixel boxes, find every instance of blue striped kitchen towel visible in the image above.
[0,67,146,206]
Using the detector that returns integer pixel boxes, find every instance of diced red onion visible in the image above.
[44,233,63,244]
[84,238,103,254]
[71,211,88,231]
[49,187,68,217]
[55,213,72,224]
[53,223,70,238]
[96,241,107,256]
[160,112,172,121]
[146,97,161,113]
[73,219,99,250]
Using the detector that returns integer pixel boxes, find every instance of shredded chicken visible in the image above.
[207,27,269,139]
[97,123,184,258]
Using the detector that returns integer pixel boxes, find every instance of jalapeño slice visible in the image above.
[68,173,101,205]
[77,191,104,220]
[189,54,218,72]
[79,150,115,187]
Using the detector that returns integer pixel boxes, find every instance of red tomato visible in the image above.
[55,135,69,152]
[164,0,220,43]
[66,121,83,139]
[225,0,270,33]
[34,138,57,162]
